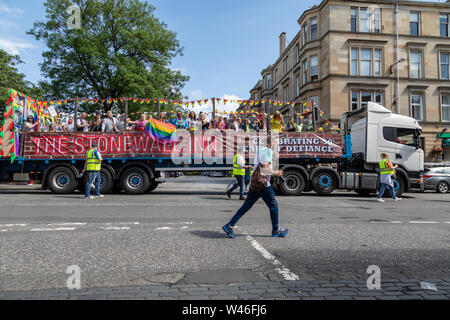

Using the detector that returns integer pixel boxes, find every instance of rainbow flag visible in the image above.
[144,118,177,144]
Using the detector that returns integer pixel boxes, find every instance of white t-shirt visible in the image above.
[77,119,89,132]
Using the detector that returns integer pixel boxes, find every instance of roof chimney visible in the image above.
[279,32,286,56]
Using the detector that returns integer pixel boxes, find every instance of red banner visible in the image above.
[22,132,342,160]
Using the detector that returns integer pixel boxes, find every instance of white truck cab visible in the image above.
[341,102,424,194]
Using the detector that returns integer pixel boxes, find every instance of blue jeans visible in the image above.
[229,175,245,197]
[378,183,396,200]
[85,171,101,197]
[228,186,279,232]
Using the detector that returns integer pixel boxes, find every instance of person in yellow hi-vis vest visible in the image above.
[227,146,250,200]
[82,141,103,199]
[377,153,401,202]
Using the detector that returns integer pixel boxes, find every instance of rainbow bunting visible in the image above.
[144,118,177,144]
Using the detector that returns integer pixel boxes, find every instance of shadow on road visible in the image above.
[189,230,229,239]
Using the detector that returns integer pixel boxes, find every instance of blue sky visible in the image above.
[0,0,442,112]
[0,0,318,106]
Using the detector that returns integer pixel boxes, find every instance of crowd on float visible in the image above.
[22,109,316,134]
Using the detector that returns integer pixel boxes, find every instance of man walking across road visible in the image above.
[82,141,104,199]
[226,146,249,200]
[222,137,289,238]
[377,152,401,202]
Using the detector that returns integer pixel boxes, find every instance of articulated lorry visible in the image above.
[0,102,424,196]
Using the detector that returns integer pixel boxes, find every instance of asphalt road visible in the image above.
[0,176,449,298]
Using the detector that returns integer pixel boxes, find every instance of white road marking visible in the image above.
[420,281,438,291]
[31,228,76,231]
[104,222,139,225]
[48,223,87,226]
[408,221,438,224]
[0,224,28,227]
[1,229,7,232]
[156,227,173,230]
[244,234,299,281]
[370,221,402,224]
[100,226,130,230]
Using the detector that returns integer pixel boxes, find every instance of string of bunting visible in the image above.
[24,97,339,129]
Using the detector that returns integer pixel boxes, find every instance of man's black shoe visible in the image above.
[226,191,231,199]
[239,196,246,200]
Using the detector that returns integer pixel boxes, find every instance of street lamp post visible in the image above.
[391,57,406,114]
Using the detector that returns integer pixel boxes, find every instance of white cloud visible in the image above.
[0,37,34,55]
[0,19,17,29]
[0,3,23,17]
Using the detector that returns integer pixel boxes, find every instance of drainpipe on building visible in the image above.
[396,0,401,114]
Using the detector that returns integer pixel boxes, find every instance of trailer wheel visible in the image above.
[147,180,159,193]
[392,176,405,197]
[312,170,337,196]
[279,170,305,196]
[78,169,113,194]
[47,167,77,194]
[121,167,150,195]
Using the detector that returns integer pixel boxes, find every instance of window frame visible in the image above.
[310,55,319,81]
[351,7,358,32]
[349,47,383,77]
[310,17,318,41]
[410,11,421,36]
[410,92,424,122]
[440,13,449,37]
[350,90,384,111]
[409,50,422,79]
[440,52,450,80]
[266,74,272,89]
[440,93,450,122]
[360,48,373,77]
[302,59,308,85]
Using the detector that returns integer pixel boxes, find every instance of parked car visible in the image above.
[423,167,450,193]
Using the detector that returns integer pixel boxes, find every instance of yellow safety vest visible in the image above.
[86,148,102,171]
[232,154,245,176]
[271,118,282,133]
[379,159,395,175]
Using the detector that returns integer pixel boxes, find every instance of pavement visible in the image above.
[0,176,449,300]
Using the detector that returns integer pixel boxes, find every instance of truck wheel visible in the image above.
[121,167,150,195]
[392,176,405,197]
[47,167,77,194]
[279,170,305,196]
[437,181,449,193]
[147,180,159,193]
[81,169,113,194]
[312,170,337,196]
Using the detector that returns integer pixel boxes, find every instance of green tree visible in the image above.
[28,0,189,113]
[0,49,43,116]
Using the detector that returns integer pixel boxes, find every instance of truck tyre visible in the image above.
[437,181,449,193]
[392,176,405,197]
[311,170,337,196]
[121,167,150,195]
[79,169,113,194]
[279,170,305,196]
[47,167,77,194]
[147,180,159,193]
